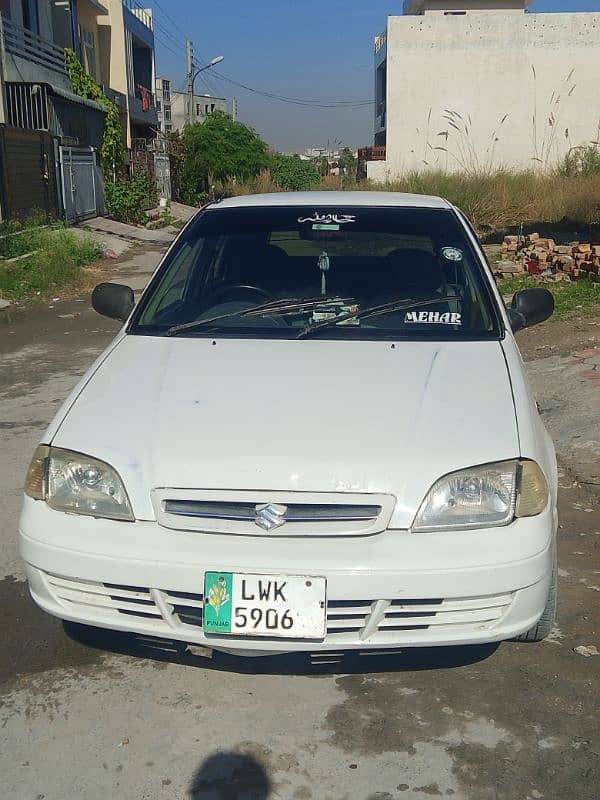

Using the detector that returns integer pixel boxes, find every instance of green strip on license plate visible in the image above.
[204,571,233,633]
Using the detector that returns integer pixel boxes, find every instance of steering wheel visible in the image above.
[207,284,270,305]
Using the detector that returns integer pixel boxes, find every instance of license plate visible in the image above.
[203,572,326,639]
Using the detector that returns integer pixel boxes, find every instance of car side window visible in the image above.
[139,240,200,323]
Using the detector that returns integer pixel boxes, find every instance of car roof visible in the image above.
[207,191,451,210]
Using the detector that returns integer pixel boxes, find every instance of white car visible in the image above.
[20,192,558,656]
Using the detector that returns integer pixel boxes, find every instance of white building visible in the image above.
[155,76,228,133]
[368,0,600,179]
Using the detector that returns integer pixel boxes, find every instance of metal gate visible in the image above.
[60,146,105,221]
[0,127,60,220]
[154,151,171,203]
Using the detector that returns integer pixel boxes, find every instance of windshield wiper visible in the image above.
[296,295,459,339]
[166,297,352,336]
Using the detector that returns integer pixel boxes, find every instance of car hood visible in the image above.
[51,336,519,527]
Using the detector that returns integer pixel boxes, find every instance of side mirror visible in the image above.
[508,288,554,333]
[92,283,135,322]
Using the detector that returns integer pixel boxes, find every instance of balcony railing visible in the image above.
[374,32,386,54]
[129,85,158,125]
[134,85,155,109]
[0,15,67,78]
[123,0,153,31]
[5,82,50,130]
[358,146,387,162]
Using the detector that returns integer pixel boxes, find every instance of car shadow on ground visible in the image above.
[63,622,499,675]
[189,751,271,800]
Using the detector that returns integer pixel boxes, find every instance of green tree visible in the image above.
[338,146,356,176]
[271,154,320,191]
[181,112,272,203]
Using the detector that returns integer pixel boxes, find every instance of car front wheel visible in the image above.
[514,541,558,642]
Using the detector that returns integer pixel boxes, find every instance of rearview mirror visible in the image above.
[92,283,135,322]
[508,288,554,333]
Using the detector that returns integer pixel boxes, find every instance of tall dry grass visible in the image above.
[381,171,600,230]
[211,170,600,232]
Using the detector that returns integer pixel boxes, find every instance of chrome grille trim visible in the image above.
[163,500,382,523]
[152,489,396,537]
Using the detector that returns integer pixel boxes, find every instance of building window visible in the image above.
[164,106,171,122]
[162,79,171,101]
[165,123,172,132]
[156,100,161,112]
[82,29,96,80]
[21,0,39,34]
[195,103,202,117]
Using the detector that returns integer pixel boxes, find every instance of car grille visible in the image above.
[43,572,514,644]
[151,489,396,537]
[164,500,382,523]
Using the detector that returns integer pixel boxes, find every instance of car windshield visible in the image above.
[130,205,501,340]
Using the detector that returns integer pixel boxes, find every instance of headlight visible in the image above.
[412,459,548,532]
[25,446,134,522]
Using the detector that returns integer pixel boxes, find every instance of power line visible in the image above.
[210,71,374,108]
[153,32,183,62]
[150,0,190,44]
[153,18,186,52]
[146,2,373,109]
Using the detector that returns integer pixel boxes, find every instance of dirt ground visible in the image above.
[517,312,600,362]
[0,257,599,800]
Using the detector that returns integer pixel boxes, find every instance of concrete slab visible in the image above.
[170,201,199,222]
[71,226,131,258]
[82,217,175,245]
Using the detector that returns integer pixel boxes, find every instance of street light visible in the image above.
[188,56,224,125]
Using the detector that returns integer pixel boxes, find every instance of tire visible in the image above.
[514,540,558,642]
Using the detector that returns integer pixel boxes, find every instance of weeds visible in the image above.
[106,174,157,225]
[498,273,600,319]
[0,223,102,301]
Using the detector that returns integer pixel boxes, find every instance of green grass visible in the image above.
[498,273,600,319]
[0,220,103,301]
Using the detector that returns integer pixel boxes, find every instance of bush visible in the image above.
[180,112,272,204]
[271,155,320,191]
[106,174,157,225]
[559,145,600,178]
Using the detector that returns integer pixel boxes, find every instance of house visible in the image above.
[366,0,600,180]
[0,0,158,219]
[155,75,228,133]
[0,0,108,150]
[98,0,158,145]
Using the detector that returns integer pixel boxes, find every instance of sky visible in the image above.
[148,0,600,153]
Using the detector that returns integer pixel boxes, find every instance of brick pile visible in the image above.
[496,233,600,282]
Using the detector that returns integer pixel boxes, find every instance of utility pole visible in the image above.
[186,39,194,127]
[232,97,238,122]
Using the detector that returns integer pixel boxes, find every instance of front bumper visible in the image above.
[19,499,557,655]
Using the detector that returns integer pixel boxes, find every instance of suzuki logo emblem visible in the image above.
[254,503,287,531]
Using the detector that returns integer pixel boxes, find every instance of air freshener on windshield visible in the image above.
[319,251,330,296]
[441,247,463,262]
